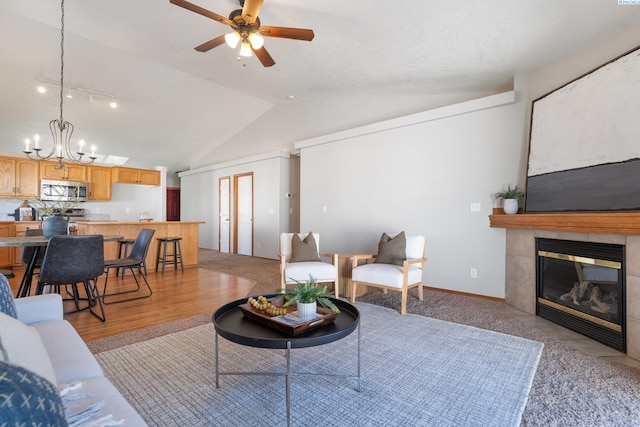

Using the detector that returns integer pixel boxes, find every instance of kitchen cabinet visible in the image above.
[0,222,14,268]
[111,167,160,186]
[40,161,87,182]
[0,157,39,198]
[88,166,112,200]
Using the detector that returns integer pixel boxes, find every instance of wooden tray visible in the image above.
[239,297,338,336]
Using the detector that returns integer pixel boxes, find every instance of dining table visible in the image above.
[0,234,124,298]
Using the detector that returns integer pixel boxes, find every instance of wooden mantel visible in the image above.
[489,212,640,236]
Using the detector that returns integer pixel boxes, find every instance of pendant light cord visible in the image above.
[59,0,65,124]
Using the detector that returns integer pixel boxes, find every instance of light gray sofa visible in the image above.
[13,293,147,426]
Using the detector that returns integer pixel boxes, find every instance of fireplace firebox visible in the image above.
[536,238,625,352]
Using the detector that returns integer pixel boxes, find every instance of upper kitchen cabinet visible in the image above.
[40,161,87,182]
[111,167,160,186]
[87,166,112,200]
[0,157,39,198]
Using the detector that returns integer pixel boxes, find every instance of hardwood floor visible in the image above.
[8,266,255,342]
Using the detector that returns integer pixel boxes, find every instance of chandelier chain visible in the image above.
[59,0,65,124]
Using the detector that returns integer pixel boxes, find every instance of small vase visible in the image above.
[503,199,519,215]
[297,301,317,321]
[42,214,69,238]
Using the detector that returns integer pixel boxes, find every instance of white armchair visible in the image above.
[351,233,426,315]
[279,232,339,298]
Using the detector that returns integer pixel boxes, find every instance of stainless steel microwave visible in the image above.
[40,179,88,202]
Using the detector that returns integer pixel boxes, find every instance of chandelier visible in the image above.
[23,0,98,170]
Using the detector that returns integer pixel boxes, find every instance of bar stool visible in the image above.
[116,238,139,278]
[155,237,184,273]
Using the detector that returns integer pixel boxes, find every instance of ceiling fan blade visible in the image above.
[241,0,264,24]
[194,34,226,52]
[170,0,232,25]
[259,26,314,41]
[252,46,275,67]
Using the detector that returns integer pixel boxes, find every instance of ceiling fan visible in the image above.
[170,0,315,67]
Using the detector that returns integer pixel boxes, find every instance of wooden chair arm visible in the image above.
[351,254,376,266]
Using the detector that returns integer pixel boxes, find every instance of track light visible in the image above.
[88,93,94,103]
[65,88,73,99]
[239,40,252,57]
[37,85,47,94]
[110,98,118,109]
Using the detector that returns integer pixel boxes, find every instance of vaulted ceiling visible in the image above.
[1,0,639,175]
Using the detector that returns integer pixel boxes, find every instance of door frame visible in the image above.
[218,176,230,253]
[233,172,253,255]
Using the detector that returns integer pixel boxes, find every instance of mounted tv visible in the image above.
[525,45,640,213]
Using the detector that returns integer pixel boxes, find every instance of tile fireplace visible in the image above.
[491,212,640,360]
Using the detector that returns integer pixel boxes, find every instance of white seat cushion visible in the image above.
[32,319,104,384]
[352,263,422,288]
[285,261,337,283]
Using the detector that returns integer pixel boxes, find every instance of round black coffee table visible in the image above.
[212,295,361,426]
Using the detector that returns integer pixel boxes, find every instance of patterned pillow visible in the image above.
[0,273,17,318]
[374,231,407,266]
[0,360,67,426]
[289,232,321,262]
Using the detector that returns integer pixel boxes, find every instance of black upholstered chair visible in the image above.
[102,228,155,304]
[36,235,106,321]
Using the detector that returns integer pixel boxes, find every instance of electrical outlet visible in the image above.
[470,268,478,278]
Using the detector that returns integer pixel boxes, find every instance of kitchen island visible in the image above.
[76,221,205,270]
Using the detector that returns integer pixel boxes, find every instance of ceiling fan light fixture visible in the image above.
[225,31,241,48]
[239,40,252,57]
[248,32,263,50]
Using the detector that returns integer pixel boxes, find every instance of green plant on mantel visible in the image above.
[495,184,525,200]
[278,275,340,313]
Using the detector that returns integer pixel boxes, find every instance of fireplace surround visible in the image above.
[490,212,640,360]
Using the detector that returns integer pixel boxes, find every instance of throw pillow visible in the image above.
[0,361,67,426]
[374,231,407,266]
[0,273,17,318]
[289,232,321,262]
[0,312,57,385]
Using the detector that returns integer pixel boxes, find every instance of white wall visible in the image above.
[179,152,296,259]
[295,92,525,298]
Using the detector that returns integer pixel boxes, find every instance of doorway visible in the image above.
[166,188,180,221]
[219,176,230,253]
[234,173,253,256]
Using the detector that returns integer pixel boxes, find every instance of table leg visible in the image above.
[357,322,361,392]
[17,246,40,298]
[215,332,220,388]
[286,341,291,427]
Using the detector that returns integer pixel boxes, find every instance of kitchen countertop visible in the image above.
[74,221,205,224]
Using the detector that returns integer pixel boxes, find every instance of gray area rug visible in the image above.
[95,302,542,427]
[89,250,640,426]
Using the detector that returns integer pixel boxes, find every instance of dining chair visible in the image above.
[102,228,155,304]
[36,235,106,321]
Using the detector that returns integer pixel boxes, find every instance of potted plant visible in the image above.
[279,275,340,320]
[495,184,525,215]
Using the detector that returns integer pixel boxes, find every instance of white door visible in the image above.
[235,173,253,256]
[218,177,230,253]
